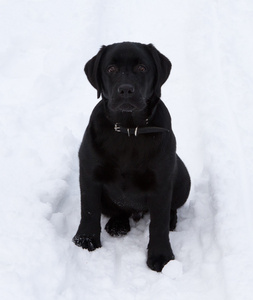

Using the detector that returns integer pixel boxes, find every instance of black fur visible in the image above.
[73,42,191,272]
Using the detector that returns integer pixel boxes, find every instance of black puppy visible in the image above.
[73,42,190,272]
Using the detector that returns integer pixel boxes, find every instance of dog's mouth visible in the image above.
[107,97,147,114]
[118,103,136,112]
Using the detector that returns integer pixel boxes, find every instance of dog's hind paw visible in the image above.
[105,216,130,236]
[72,234,101,251]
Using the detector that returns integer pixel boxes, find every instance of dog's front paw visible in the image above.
[147,253,175,272]
[72,234,101,251]
[147,241,175,272]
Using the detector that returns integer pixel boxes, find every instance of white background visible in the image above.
[1,0,253,299]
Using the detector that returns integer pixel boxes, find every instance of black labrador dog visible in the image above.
[73,42,190,272]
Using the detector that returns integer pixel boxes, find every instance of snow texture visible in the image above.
[1,0,253,299]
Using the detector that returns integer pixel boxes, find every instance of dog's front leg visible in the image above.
[72,166,102,251]
[147,186,175,272]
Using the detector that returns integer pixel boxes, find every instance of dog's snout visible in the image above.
[117,84,135,97]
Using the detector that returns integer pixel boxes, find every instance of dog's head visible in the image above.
[84,42,171,117]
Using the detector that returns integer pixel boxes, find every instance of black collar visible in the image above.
[114,123,169,137]
[106,99,169,137]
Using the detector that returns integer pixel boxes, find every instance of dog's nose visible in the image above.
[117,84,135,97]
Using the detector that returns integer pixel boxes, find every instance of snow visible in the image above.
[1,0,253,299]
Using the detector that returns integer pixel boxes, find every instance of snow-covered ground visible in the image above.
[1,0,253,299]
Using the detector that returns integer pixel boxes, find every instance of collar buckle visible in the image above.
[114,123,121,133]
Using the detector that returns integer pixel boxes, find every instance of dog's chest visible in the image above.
[95,155,156,210]
[94,135,159,191]
[94,156,156,190]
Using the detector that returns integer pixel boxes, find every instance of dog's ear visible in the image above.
[84,45,106,99]
[147,44,172,98]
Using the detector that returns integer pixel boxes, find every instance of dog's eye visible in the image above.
[107,65,118,74]
[136,64,147,72]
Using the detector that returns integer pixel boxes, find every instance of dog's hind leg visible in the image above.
[172,155,191,210]
[170,209,177,231]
